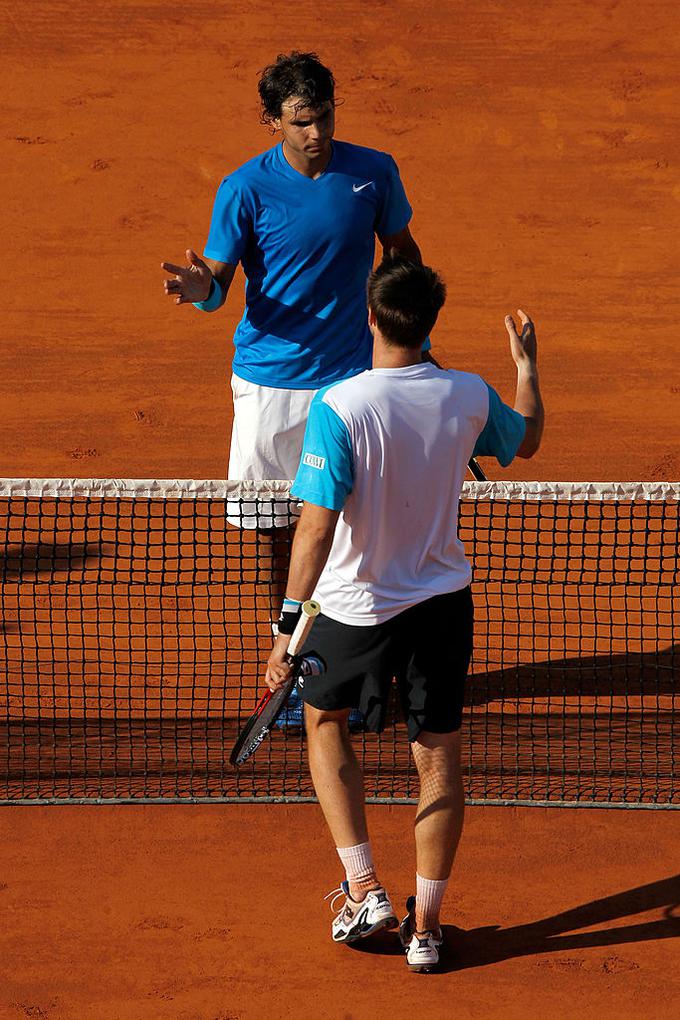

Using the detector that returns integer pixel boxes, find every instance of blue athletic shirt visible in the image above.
[203,141,413,389]
[291,368,526,625]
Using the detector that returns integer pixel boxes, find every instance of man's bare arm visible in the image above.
[284,502,340,600]
[205,259,238,296]
[505,310,544,459]
[162,249,237,308]
[265,502,340,689]
[379,224,422,263]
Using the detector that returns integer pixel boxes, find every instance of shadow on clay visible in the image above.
[348,874,680,975]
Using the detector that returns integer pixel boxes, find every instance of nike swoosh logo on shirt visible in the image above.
[352,181,374,192]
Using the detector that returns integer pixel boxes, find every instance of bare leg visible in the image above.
[305,704,369,849]
[411,729,465,930]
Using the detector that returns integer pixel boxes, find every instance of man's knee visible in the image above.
[304,703,351,735]
[412,729,462,780]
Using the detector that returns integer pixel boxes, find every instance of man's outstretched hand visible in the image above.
[505,309,537,367]
[162,248,213,305]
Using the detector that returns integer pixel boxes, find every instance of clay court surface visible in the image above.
[2,0,680,1017]
[1,806,679,1019]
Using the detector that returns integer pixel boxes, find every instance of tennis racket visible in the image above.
[467,457,487,481]
[229,599,322,766]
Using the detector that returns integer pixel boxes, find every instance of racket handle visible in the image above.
[467,457,487,481]
[287,599,321,657]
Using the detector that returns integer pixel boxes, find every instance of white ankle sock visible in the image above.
[336,842,377,896]
[416,873,448,931]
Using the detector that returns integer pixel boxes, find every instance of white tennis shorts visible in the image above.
[228,374,317,529]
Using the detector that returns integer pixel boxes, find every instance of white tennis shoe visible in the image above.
[326,881,398,943]
[399,894,444,973]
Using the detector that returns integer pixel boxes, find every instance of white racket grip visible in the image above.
[287,599,321,657]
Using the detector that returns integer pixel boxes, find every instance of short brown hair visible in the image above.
[367,255,446,348]
[258,52,335,122]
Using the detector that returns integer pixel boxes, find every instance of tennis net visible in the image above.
[0,479,677,806]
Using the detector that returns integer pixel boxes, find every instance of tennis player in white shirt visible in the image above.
[266,255,544,972]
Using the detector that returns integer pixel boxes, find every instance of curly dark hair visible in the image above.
[367,256,446,348]
[258,51,335,122]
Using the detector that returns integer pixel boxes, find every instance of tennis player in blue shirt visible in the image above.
[161,52,422,619]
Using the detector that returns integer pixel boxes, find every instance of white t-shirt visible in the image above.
[291,364,525,625]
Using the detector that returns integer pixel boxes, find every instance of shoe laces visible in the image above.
[324,886,349,914]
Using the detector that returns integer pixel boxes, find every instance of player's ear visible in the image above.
[368,306,377,328]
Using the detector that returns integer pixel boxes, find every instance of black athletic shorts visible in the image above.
[298,587,473,742]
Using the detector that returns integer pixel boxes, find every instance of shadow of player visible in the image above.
[0,541,103,635]
[466,643,678,705]
[443,872,680,972]
[347,874,680,974]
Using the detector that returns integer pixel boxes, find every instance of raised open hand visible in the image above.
[505,309,537,367]
[161,248,213,305]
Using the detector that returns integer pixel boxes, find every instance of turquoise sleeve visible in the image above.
[473,384,526,467]
[291,396,354,510]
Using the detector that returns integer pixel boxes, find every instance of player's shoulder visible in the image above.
[315,371,371,415]
[445,368,487,390]
[217,146,278,192]
[332,140,398,175]
[441,368,490,407]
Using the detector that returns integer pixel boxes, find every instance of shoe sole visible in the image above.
[334,913,398,944]
[402,918,443,971]
[407,961,438,974]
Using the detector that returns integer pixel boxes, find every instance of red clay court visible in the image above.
[2,2,680,1017]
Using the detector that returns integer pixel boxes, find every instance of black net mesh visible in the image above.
[0,480,677,805]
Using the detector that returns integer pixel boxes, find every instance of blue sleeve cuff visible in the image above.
[193,276,223,312]
[473,384,526,466]
[203,248,240,264]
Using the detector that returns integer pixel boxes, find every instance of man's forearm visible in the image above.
[265,505,338,686]
[380,226,422,264]
[284,506,339,601]
[203,260,237,310]
[515,364,544,457]
[385,235,422,263]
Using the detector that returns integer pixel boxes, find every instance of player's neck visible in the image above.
[282,141,332,179]
[372,338,424,369]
